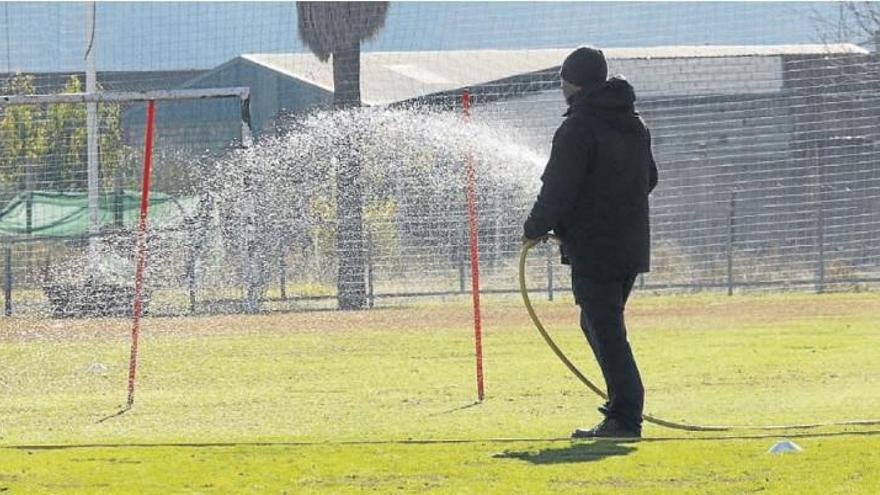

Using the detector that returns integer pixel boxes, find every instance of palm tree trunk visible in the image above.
[333,41,366,310]
[333,41,361,109]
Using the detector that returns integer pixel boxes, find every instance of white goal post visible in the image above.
[0,87,254,147]
[0,86,255,317]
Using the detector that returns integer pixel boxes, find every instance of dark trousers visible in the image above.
[572,273,644,430]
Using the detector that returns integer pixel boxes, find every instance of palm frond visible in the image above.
[296,2,389,62]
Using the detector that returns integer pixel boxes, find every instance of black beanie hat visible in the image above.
[560,46,608,87]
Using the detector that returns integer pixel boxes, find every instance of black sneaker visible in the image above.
[571,417,641,439]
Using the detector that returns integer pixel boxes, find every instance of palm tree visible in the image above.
[297,1,389,310]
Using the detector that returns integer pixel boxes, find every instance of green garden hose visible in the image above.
[519,235,880,432]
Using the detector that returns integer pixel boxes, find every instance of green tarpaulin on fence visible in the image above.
[0,190,193,238]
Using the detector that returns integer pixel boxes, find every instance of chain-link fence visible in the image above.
[1,3,879,317]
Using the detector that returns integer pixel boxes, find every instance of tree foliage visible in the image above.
[44,75,87,186]
[816,2,880,50]
[296,2,388,62]
[0,74,46,189]
[0,73,130,193]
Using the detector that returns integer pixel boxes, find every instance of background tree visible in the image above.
[296,1,389,310]
[2,74,128,195]
[44,75,87,188]
[0,74,46,198]
[815,2,880,51]
[45,75,128,191]
[96,84,130,191]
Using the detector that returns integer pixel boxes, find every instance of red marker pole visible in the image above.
[462,89,485,402]
[126,99,156,408]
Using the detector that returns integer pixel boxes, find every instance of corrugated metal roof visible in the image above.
[242,44,867,105]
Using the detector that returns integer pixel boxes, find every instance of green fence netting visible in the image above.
[0,190,192,238]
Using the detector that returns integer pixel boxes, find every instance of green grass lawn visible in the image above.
[1,292,879,493]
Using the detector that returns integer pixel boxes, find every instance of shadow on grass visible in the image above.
[6,428,880,451]
[428,401,482,416]
[493,440,638,464]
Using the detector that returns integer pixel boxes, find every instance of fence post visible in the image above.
[114,165,124,226]
[25,162,33,282]
[727,189,736,296]
[458,247,466,294]
[546,246,554,301]
[816,156,825,294]
[186,242,197,315]
[367,232,374,309]
[242,175,260,313]
[4,245,12,316]
[25,163,33,235]
[278,238,287,301]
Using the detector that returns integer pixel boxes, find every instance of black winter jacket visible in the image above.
[523,77,658,282]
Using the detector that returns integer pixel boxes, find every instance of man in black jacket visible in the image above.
[523,46,658,439]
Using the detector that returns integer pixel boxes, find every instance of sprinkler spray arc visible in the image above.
[519,235,880,432]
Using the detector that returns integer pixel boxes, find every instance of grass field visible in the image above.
[1,291,879,493]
